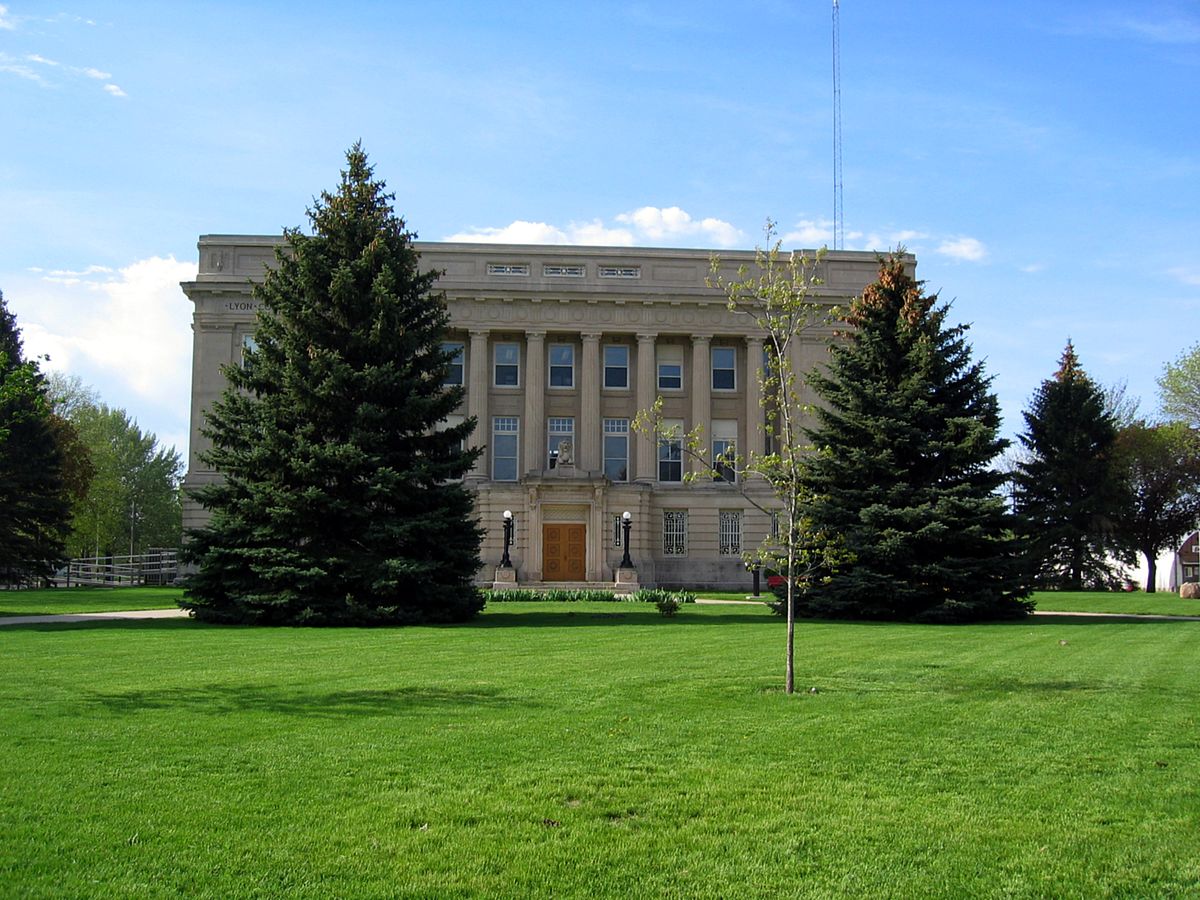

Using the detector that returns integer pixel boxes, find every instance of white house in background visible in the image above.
[181,238,898,590]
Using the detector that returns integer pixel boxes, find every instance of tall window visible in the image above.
[712,346,736,391]
[494,342,520,387]
[547,417,574,469]
[663,510,688,556]
[657,345,683,391]
[604,345,629,389]
[435,414,467,458]
[241,334,258,370]
[549,344,574,388]
[719,511,742,556]
[603,418,628,482]
[658,418,683,482]
[442,341,464,386]
[712,419,737,483]
[492,416,519,481]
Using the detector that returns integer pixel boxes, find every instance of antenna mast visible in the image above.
[832,0,844,251]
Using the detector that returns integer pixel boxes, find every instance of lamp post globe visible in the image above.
[500,510,514,568]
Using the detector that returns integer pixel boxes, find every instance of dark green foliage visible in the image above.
[183,145,483,625]
[1013,343,1126,590]
[800,254,1031,622]
[0,291,71,586]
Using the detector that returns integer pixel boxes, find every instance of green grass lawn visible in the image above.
[1032,589,1200,617]
[2,602,1198,898]
[0,586,183,617]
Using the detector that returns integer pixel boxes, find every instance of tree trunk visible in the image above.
[785,546,795,695]
[1143,551,1157,593]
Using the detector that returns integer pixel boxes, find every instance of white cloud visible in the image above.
[1169,266,1200,287]
[444,220,571,244]
[447,206,741,249]
[935,236,988,262]
[781,219,833,246]
[0,53,47,84]
[103,83,127,97]
[21,255,196,409]
[0,5,16,30]
[614,206,743,247]
[81,66,109,80]
[27,53,58,66]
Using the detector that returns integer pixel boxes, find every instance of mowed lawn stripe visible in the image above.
[1,603,1198,898]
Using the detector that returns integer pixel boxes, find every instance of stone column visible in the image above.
[635,332,657,482]
[690,335,711,477]
[467,329,490,479]
[523,330,546,476]
[579,332,602,473]
[745,336,765,462]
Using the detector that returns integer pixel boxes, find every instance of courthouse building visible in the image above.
[182,237,896,589]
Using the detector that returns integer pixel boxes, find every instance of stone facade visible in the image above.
[181,238,902,590]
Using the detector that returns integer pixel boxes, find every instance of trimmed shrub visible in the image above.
[488,589,619,603]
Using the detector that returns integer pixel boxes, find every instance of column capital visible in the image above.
[580,331,602,343]
[526,330,547,342]
[691,334,711,346]
[745,335,764,348]
[469,328,491,339]
[636,332,658,344]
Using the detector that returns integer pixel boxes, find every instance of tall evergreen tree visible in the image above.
[0,291,72,586]
[183,145,483,625]
[1013,343,1125,590]
[800,254,1031,622]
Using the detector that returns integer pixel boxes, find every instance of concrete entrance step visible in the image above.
[496,581,639,595]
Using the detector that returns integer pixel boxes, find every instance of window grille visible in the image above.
[487,263,529,276]
[543,264,585,277]
[599,265,640,279]
[612,514,624,548]
[719,511,742,556]
[663,510,688,556]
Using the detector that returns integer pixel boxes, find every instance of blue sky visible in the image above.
[2,1,1197,460]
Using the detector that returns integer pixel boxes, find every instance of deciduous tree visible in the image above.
[184,145,483,625]
[1112,421,1200,592]
[1158,343,1200,427]
[641,226,850,694]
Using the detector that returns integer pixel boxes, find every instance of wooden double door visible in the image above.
[543,524,586,581]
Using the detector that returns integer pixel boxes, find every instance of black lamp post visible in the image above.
[619,510,633,568]
[500,510,513,568]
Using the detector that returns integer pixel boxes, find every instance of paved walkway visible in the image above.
[0,608,190,626]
